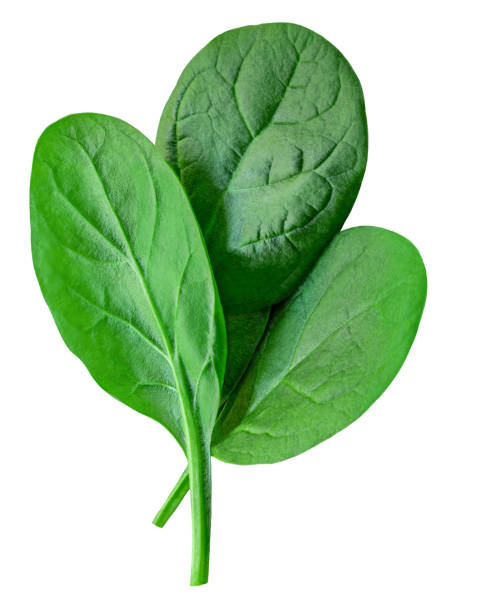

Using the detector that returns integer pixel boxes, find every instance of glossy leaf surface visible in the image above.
[30,113,227,584]
[213,227,426,464]
[157,22,368,313]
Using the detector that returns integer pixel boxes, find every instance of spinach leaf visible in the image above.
[30,113,227,585]
[157,22,368,313]
[153,227,426,522]
[213,227,426,464]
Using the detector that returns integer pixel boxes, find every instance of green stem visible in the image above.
[152,442,210,582]
[152,468,189,527]
[186,437,211,586]
[174,364,212,586]
[153,407,228,530]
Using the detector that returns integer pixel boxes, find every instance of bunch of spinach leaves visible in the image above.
[30,23,427,586]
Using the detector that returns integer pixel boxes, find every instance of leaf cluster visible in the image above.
[30,23,426,585]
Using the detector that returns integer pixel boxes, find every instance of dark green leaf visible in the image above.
[30,113,227,584]
[157,22,368,313]
[213,227,426,464]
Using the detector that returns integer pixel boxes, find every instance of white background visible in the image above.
[1,1,479,610]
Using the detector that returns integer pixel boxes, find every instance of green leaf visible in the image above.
[30,113,227,585]
[157,22,368,313]
[152,227,426,523]
[213,227,427,464]
[222,309,270,403]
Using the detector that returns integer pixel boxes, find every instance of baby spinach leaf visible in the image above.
[30,113,227,585]
[213,226,427,464]
[152,227,426,521]
[157,22,368,313]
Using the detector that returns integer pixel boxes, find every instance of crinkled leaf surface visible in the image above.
[213,227,426,464]
[157,22,368,313]
[30,113,227,451]
[222,309,270,403]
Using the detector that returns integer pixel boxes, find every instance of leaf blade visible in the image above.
[157,22,368,312]
[31,113,226,446]
[212,226,427,464]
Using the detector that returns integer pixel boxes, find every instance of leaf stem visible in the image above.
[153,468,189,527]
[187,440,211,586]
[174,368,212,586]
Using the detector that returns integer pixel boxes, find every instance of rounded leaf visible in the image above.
[213,227,427,464]
[30,113,227,449]
[157,22,368,313]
